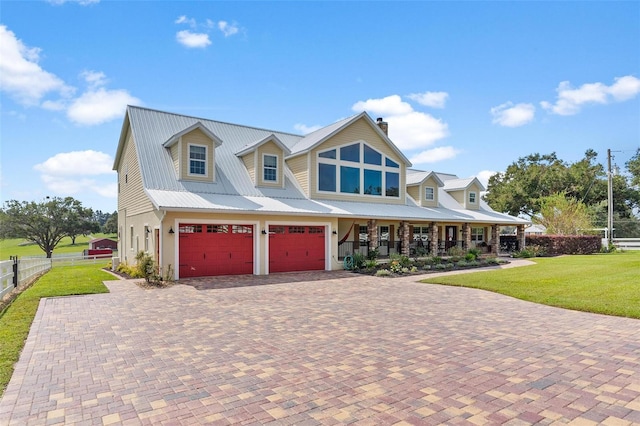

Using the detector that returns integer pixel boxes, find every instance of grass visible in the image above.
[0,263,111,396]
[421,251,640,319]
[0,233,117,259]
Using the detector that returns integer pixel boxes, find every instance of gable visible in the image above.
[308,117,406,204]
[177,127,216,182]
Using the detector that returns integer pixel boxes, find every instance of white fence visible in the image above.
[0,257,53,300]
[613,238,640,250]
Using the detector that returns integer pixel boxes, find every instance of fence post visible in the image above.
[10,255,18,287]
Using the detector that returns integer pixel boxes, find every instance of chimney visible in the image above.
[376,117,388,136]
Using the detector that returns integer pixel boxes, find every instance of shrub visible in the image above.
[485,257,500,265]
[525,235,601,255]
[513,245,545,258]
[364,259,378,269]
[367,248,379,261]
[352,252,366,270]
[389,260,403,274]
[447,246,465,257]
[466,248,481,260]
[434,264,448,270]
[431,256,442,265]
[375,269,391,277]
[457,260,468,267]
[410,266,418,273]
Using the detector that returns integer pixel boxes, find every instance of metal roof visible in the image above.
[123,106,527,225]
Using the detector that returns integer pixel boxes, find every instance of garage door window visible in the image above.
[233,225,253,234]
[207,225,228,233]
[180,225,202,233]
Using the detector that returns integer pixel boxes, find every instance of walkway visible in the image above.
[1,262,639,425]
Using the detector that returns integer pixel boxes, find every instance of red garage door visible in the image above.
[178,224,253,278]
[269,225,325,273]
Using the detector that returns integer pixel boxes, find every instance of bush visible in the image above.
[513,245,545,258]
[375,269,391,277]
[364,259,378,269]
[367,248,379,261]
[466,248,481,260]
[352,252,366,270]
[447,246,465,257]
[525,235,601,255]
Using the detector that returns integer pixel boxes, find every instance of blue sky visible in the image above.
[1,0,639,214]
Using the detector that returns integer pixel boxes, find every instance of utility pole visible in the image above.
[607,149,614,247]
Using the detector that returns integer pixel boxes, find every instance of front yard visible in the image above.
[421,251,640,319]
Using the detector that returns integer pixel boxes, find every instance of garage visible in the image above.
[268,225,326,273]
[178,224,254,278]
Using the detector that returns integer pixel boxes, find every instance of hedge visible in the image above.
[525,235,601,255]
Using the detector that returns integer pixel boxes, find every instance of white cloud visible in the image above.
[541,75,640,115]
[0,25,74,106]
[218,21,239,37]
[409,146,460,164]
[176,30,211,48]
[67,87,140,125]
[294,123,322,134]
[34,150,114,176]
[80,70,107,89]
[352,95,449,151]
[407,91,449,109]
[175,15,196,27]
[352,95,413,116]
[490,102,535,127]
[476,170,498,188]
[34,150,117,198]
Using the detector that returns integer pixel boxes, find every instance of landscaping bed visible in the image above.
[345,248,509,277]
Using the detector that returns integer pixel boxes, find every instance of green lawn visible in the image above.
[0,264,111,396]
[421,251,640,319]
[0,233,117,259]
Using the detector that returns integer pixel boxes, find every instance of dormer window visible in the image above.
[469,191,477,204]
[317,142,400,198]
[189,144,207,176]
[425,186,435,201]
[263,154,278,182]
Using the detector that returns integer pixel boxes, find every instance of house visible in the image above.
[113,106,529,279]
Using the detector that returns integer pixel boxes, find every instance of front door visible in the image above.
[445,226,457,251]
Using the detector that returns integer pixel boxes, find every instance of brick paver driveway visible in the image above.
[1,269,639,425]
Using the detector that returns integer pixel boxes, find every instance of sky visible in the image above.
[1,0,639,214]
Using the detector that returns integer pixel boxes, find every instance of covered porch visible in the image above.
[336,219,526,259]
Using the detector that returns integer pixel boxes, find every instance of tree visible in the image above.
[533,193,594,235]
[62,198,99,245]
[627,148,640,188]
[485,151,603,217]
[102,211,118,234]
[0,197,96,258]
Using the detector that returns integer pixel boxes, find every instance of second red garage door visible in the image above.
[178,224,254,278]
[268,225,326,273]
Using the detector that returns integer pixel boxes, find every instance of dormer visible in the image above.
[163,122,222,182]
[235,134,291,188]
[406,171,444,207]
[442,177,485,210]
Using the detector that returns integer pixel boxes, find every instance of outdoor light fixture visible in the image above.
[332,230,337,235]
[261,229,267,235]
[168,227,175,234]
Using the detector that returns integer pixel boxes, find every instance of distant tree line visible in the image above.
[484,149,640,237]
[0,196,117,258]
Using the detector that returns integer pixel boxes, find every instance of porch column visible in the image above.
[462,223,471,250]
[368,219,378,253]
[517,224,525,251]
[429,222,439,256]
[353,223,360,250]
[400,221,410,256]
[490,224,500,255]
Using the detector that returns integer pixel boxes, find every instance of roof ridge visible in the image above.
[127,105,304,138]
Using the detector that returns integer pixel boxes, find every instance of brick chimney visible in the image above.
[376,117,388,136]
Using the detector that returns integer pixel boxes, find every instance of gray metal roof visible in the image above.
[123,106,527,225]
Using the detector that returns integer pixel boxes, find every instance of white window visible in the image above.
[263,154,278,182]
[189,144,207,176]
[317,142,400,198]
[471,227,484,241]
[425,186,435,201]
[469,191,477,204]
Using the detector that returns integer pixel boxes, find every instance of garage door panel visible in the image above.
[269,226,325,273]
[179,224,253,278]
